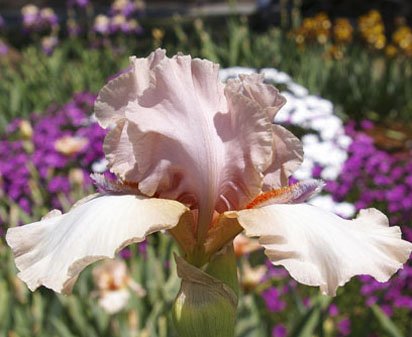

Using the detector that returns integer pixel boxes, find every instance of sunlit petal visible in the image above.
[6,194,189,293]
[225,73,286,120]
[99,50,274,228]
[263,125,304,189]
[95,49,166,128]
[235,204,412,295]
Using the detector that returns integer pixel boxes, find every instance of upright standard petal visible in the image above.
[6,194,189,294]
[98,51,274,240]
[95,49,166,128]
[235,204,412,296]
[225,74,286,121]
[262,125,304,189]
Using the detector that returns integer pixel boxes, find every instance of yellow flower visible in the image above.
[333,18,353,44]
[293,12,331,45]
[392,25,412,56]
[152,28,165,42]
[358,10,386,50]
[385,44,398,58]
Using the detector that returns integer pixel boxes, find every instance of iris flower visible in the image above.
[6,50,411,303]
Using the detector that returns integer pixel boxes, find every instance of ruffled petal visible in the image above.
[95,49,166,128]
[225,73,286,121]
[262,125,304,189]
[100,51,274,225]
[6,194,189,294]
[235,204,412,296]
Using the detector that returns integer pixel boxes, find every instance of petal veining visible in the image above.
[6,194,189,293]
[236,204,412,296]
[98,51,275,235]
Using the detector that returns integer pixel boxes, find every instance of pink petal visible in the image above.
[95,49,166,128]
[262,125,304,189]
[225,73,286,121]
[99,51,275,237]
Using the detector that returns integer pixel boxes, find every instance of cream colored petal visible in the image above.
[6,194,188,294]
[236,204,412,296]
[98,289,130,314]
[263,125,304,189]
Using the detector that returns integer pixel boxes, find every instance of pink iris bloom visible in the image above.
[6,49,412,296]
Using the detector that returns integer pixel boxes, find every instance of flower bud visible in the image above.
[172,251,238,337]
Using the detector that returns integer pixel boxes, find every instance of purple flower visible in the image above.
[380,304,393,317]
[41,36,59,55]
[272,324,287,337]
[0,92,107,228]
[262,287,286,312]
[21,5,58,33]
[67,0,90,8]
[22,5,40,30]
[394,296,412,309]
[0,40,9,55]
[48,176,71,193]
[360,119,374,130]
[110,0,144,18]
[40,8,59,28]
[328,303,339,317]
[312,164,323,178]
[337,318,351,336]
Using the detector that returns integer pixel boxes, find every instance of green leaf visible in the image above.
[236,294,266,337]
[371,305,404,337]
[288,295,331,337]
[50,317,77,337]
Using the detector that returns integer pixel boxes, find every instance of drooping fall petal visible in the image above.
[234,204,412,296]
[6,194,189,294]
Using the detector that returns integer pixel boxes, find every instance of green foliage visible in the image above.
[1,17,412,132]
[0,14,411,337]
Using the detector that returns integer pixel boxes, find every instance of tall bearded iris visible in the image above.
[6,50,412,336]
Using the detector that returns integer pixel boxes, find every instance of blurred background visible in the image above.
[0,1,411,336]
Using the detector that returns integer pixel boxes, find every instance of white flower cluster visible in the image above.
[220,67,355,217]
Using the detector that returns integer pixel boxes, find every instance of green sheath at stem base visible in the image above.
[172,244,239,337]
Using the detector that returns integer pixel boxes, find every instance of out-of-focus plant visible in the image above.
[392,24,412,57]
[0,9,412,130]
[333,18,353,45]
[1,62,412,336]
[21,5,60,55]
[0,92,104,223]
[292,12,331,46]
[358,10,386,50]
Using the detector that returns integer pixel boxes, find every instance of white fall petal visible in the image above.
[6,194,189,294]
[235,204,412,296]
